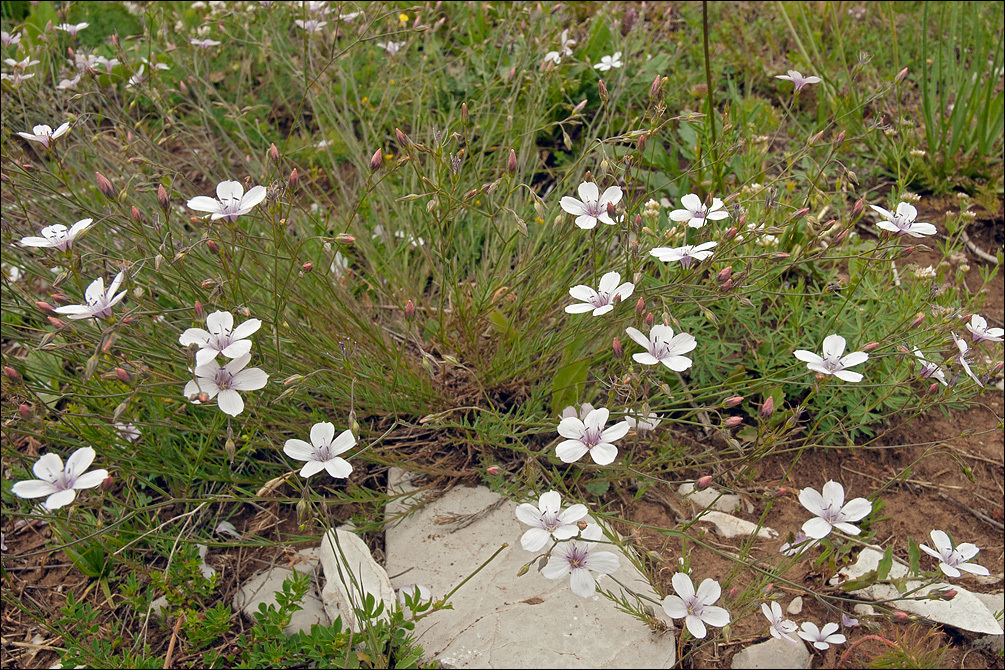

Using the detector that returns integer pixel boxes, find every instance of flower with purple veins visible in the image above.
[179,310,263,367]
[870,202,937,238]
[183,354,269,417]
[775,69,822,91]
[556,406,630,465]
[793,334,869,382]
[798,621,846,650]
[11,447,108,510]
[565,271,635,316]
[283,421,354,478]
[798,480,872,539]
[515,490,588,551]
[560,181,623,229]
[19,218,93,251]
[668,193,729,229]
[650,241,718,268]
[662,573,731,639]
[541,523,619,598]
[53,271,127,320]
[966,314,1003,343]
[762,601,799,643]
[625,325,696,371]
[186,180,267,222]
[919,530,990,578]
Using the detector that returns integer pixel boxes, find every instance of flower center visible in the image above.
[580,426,602,448]
[565,544,589,569]
[540,511,561,532]
[584,200,605,218]
[314,443,334,461]
[213,368,235,391]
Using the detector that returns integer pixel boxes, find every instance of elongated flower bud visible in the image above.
[95,171,114,198]
[612,337,623,357]
[717,266,733,283]
[723,396,743,408]
[598,79,608,105]
[635,297,645,315]
[862,342,879,352]
[18,403,31,418]
[405,299,415,318]
[158,183,170,211]
[395,127,410,148]
[461,102,469,125]
[696,475,713,489]
[507,148,517,174]
[760,396,775,419]
[269,142,280,162]
[649,74,661,100]
[4,366,21,382]
[724,416,743,428]
[645,312,654,327]
[369,148,382,172]
[194,301,204,318]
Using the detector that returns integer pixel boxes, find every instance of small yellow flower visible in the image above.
[398,13,409,24]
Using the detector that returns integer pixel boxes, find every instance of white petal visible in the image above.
[541,556,571,581]
[560,196,589,216]
[821,480,846,507]
[216,180,244,201]
[802,517,833,539]
[569,568,596,598]
[310,422,336,448]
[662,595,688,618]
[45,489,77,509]
[680,193,702,212]
[520,527,550,551]
[205,310,234,333]
[329,430,356,456]
[577,181,599,203]
[72,470,108,490]
[323,458,352,478]
[821,334,847,359]
[232,367,269,391]
[589,442,618,465]
[241,185,267,209]
[11,479,59,499]
[217,389,245,416]
[33,453,64,481]
[539,490,561,514]
[556,440,588,463]
[583,550,620,575]
[671,572,696,600]
[284,439,314,461]
[187,196,223,213]
[599,185,623,206]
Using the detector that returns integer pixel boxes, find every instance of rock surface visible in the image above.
[319,527,396,634]
[830,546,1002,635]
[678,483,751,514]
[730,636,810,669]
[383,468,676,668]
[233,565,328,635]
[693,511,777,539]
[786,596,803,615]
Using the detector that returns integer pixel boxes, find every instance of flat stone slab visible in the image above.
[731,636,809,669]
[320,527,396,634]
[383,469,676,669]
[694,511,777,540]
[234,565,328,635]
[830,546,1002,635]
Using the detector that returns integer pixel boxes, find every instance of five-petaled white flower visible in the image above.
[515,490,588,551]
[187,180,267,222]
[920,530,990,578]
[775,70,822,91]
[5,55,38,70]
[560,181,623,229]
[377,41,405,56]
[952,333,983,387]
[561,402,595,421]
[762,601,799,644]
[798,480,872,539]
[565,271,635,316]
[625,325,696,371]
[294,19,327,33]
[870,202,937,238]
[594,51,623,71]
[183,353,269,416]
[650,241,718,268]
[913,348,947,386]
[19,218,93,251]
[793,334,869,382]
[556,406,630,465]
[283,421,355,478]
[669,193,729,229]
[179,310,263,367]
[966,314,1004,343]
[558,29,576,56]
[798,621,846,650]
[54,271,127,320]
[1,31,21,48]
[543,50,562,66]
[190,38,222,48]
[18,122,70,148]
[11,447,108,510]
[55,22,89,36]
[662,573,731,639]
[541,523,619,598]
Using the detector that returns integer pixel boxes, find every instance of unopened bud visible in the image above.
[598,79,608,104]
[335,233,356,244]
[717,266,733,283]
[649,74,661,99]
[395,127,410,148]
[862,342,879,352]
[207,239,220,255]
[115,367,132,383]
[760,396,775,419]
[198,392,210,403]
[899,245,915,258]
[771,252,791,261]
[724,416,743,428]
[834,130,846,146]
[928,382,939,394]
[910,313,925,328]
[723,396,743,407]
[302,261,313,273]
[194,301,204,318]
[606,201,617,219]
[790,207,810,221]
[18,403,31,418]
[487,465,502,476]
[48,316,66,329]
[517,563,531,577]
[572,98,588,114]
[993,361,1004,375]
[405,299,415,318]
[84,354,100,380]
[809,130,825,144]
[369,148,382,172]
[288,168,299,189]
[95,171,114,198]
[645,312,654,327]
[461,102,469,125]
[895,67,908,82]
[720,279,734,292]
[635,297,645,315]
[268,142,280,162]
[131,206,144,223]
[637,134,647,153]
[612,337,623,357]
[728,587,737,599]
[4,366,22,382]
[724,226,738,240]
[696,475,713,489]
[891,611,910,623]
[22,163,36,172]
[834,229,848,245]
[941,589,957,601]
[507,148,517,174]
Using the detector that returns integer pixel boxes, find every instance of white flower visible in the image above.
[556,406,630,465]
[1,71,34,86]
[515,490,588,552]
[966,314,1004,343]
[561,402,594,421]
[183,353,269,416]
[4,55,38,70]
[779,530,818,556]
[377,41,405,56]
[870,202,937,238]
[19,218,93,251]
[625,325,696,371]
[920,530,990,578]
[798,621,846,650]
[952,333,983,386]
[10,447,108,510]
[541,523,619,598]
[623,407,661,433]
[179,310,263,367]
[187,180,267,222]
[54,271,127,320]
[397,583,431,606]
[650,241,718,268]
[215,520,242,539]
[798,480,872,539]
[190,38,222,48]
[57,74,81,90]
[775,69,822,91]
[762,601,799,643]
[294,19,327,33]
[560,181,623,229]
[558,29,576,56]
[305,0,330,14]
[127,64,145,87]
[594,51,623,71]
[283,421,354,478]
[1,31,21,48]
[330,251,349,277]
[55,22,89,36]
[565,271,635,316]
[793,334,869,382]
[17,122,70,148]
[543,50,562,66]
[661,573,731,639]
[913,348,947,386]
[668,193,729,229]
[114,422,141,442]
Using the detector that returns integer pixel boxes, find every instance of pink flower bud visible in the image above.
[895,67,908,82]
[461,102,469,125]
[728,587,737,599]
[405,299,415,318]
[302,261,313,273]
[834,130,846,146]
[22,163,36,172]
[723,396,743,407]
[724,416,743,428]
[207,239,220,255]
[724,226,738,241]
[833,229,847,245]
[696,476,714,490]
[645,312,655,327]
[369,148,383,172]
[910,313,925,328]
[336,233,356,244]
[197,392,210,403]
[606,201,617,219]
[635,296,645,315]
[862,342,879,352]
[612,337,623,357]
[943,589,958,601]
[101,474,115,491]
[507,148,517,174]
[776,487,787,496]
[852,198,864,216]
[131,205,144,222]
[395,127,410,148]
[487,465,502,476]
[598,79,608,104]
[771,252,791,261]
[573,99,588,114]
[194,301,204,318]
[288,168,299,189]
[760,396,775,419]
[717,266,733,283]
[892,611,910,623]
[790,207,810,221]
[928,382,939,394]
[993,361,1004,375]
[269,142,280,162]
[95,171,114,198]
[719,279,734,292]
[899,245,915,258]
[18,403,31,418]
[115,367,132,383]
[48,316,66,329]
[649,74,661,99]
[637,134,647,152]
[4,366,21,382]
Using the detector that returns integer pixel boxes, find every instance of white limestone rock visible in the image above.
[319,527,396,634]
[234,566,328,635]
[383,468,676,669]
[678,483,752,514]
[730,636,810,669]
[786,596,803,615]
[694,511,777,539]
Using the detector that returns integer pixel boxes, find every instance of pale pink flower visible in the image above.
[798,621,845,650]
[515,490,588,551]
[187,179,267,222]
[11,447,108,510]
[662,573,731,639]
[920,530,990,578]
[668,193,729,229]
[650,241,717,267]
[560,181,623,229]
[798,480,871,539]
[565,271,635,316]
[870,202,937,238]
[19,218,93,251]
[762,601,799,643]
[179,310,263,367]
[53,271,127,320]
[556,406,630,465]
[793,334,868,382]
[775,70,822,91]
[283,421,354,478]
[17,122,70,148]
[625,325,696,371]
[541,523,619,598]
[966,314,1003,343]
